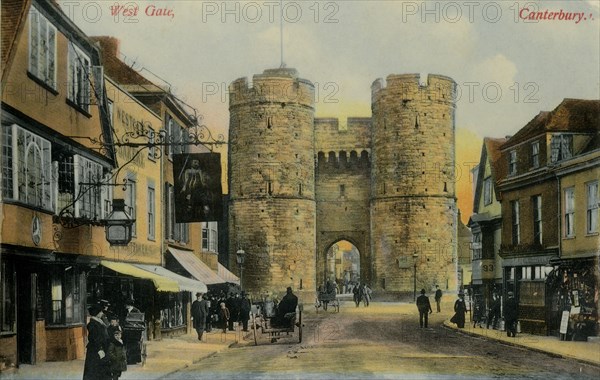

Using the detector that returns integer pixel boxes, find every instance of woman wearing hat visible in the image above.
[451,292,467,328]
[83,304,111,380]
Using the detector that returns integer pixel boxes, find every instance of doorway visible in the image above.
[17,272,37,365]
[324,240,360,294]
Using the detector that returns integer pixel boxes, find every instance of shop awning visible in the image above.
[167,248,226,285]
[100,260,179,292]
[133,264,207,293]
[218,263,240,285]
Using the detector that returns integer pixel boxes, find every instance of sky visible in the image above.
[59,0,600,221]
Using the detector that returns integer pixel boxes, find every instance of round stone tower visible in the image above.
[228,68,316,303]
[370,74,457,293]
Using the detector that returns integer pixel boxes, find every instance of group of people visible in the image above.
[448,290,519,337]
[191,291,253,341]
[352,282,373,307]
[417,286,519,337]
[84,301,133,380]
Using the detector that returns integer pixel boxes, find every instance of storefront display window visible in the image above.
[160,292,186,329]
[546,261,598,340]
[47,268,84,325]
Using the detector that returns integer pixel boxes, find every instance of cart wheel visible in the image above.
[252,314,258,346]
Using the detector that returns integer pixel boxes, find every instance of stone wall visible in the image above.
[228,68,317,303]
[229,69,458,298]
[370,74,457,292]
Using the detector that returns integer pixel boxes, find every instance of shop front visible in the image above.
[546,256,599,341]
[502,253,556,335]
[86,261,206,343]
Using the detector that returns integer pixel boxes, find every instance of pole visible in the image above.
[240,266,244,292]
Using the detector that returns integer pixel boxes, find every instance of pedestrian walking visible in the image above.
[416,289,433,328]
[362,284,372,307]
[434,285,442,313]
[486,293,501,329]
[239,292,251,332]
[219,302,231,333]
[472,294,486,328]
[451,292,467,328]
[191,292,209,341]
[504,291,518,337]
[353,282,363,307]
[107,329,127,380]
[83,304,111,380]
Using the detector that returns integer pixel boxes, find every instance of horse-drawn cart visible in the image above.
[316,290,340,313]
[251,302,303,345]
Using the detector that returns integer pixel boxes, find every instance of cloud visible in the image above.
[471,54,518,86]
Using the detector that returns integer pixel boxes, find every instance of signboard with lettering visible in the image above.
[559,310,570,334]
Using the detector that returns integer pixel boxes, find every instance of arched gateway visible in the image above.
[228,68,458,303]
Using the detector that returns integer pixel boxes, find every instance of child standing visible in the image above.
[107,329,127,380]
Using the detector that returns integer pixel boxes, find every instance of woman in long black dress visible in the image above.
[453,292,468,328]
[83,304,111,380]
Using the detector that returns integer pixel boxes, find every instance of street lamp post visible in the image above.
[413,253,419,302]
[236,248,246,291]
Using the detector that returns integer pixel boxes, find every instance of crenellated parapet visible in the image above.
[371,73,456,106]
[229,68,314,110]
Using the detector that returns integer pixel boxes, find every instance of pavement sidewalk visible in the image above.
[3,329,244,380]
[443,319,600,367]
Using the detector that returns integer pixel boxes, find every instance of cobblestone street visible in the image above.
[164,301,599,379]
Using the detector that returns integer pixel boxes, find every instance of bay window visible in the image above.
[68,43,91,111]
[29,6,57,89]
[1,124,52,211]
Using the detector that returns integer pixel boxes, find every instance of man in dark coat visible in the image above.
[275,287,298,327]
[487,293,501,329]
[191,292,209,341]
[504,291,518,337]
[434,285,443,313]
[226,294,239,331]
[83,304,111,380]
[416,289,433,328]
[239,292,251,332]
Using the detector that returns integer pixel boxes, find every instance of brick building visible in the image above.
[498,99,599,335]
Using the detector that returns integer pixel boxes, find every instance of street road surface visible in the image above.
[164,301,598,379]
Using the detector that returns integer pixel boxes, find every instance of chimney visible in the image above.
[94,36,120,58]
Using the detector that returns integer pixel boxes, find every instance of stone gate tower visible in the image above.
[229,69,458,300]
[370,74,457,292]
[228,68,317,302]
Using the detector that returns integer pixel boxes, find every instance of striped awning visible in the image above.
[167,248,226,285]
[133,264,208,293]
[218,263,240,285]
[100,260,179,292]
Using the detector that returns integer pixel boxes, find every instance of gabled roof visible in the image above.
[91,36,160,89]
[1,0,30,82]
[472,137,508,213]
[502,99,600,149]
[92,36,196,126]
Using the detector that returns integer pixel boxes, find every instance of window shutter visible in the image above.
[550,136,560,162]
[52,161,58,214]
[92,66,104,106]
[73,155,81,218]
[47,26,56,87]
